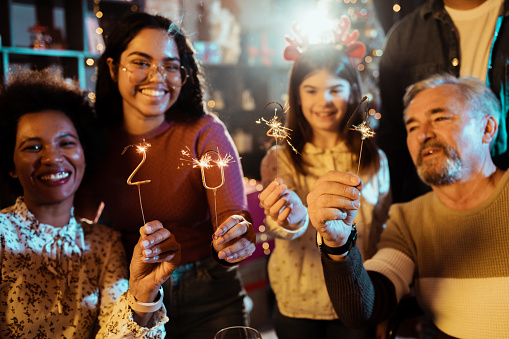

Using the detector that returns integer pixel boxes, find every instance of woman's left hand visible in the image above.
[212,215,256,263]
[129,220,181,303]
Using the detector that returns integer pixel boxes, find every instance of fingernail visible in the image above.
[227,253,238,261]
[143,257,150,261]
[351,176,358,184]
[145,225,152,233]
[142,240,149,248]
[218,251,226,260]
[144,249,152,256]
[353,200,361,208]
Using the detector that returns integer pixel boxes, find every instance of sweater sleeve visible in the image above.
[95,227,168,338]
[97,293,168,339]
[321,246,398,328]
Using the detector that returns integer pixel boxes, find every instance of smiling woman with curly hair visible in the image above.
[0,68,181,338]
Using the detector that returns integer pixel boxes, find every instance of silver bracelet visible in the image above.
[126,287,164,313]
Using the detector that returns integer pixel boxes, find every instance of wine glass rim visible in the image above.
[217,326,259,331]
[214,325,262,338]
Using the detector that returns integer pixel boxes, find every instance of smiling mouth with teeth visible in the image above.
[315,112,335,117]
[141,89,167,97]
[40,172,70,181]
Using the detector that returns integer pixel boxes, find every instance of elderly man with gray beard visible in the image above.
[307,73,509,339]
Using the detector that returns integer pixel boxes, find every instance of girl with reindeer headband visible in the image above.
[258,15,391,338]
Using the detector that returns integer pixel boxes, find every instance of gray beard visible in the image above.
[416,141,462,186]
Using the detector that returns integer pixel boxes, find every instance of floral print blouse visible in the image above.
[0,197,167,338]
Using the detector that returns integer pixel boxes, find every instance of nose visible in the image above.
[416,121,435,144]
[41,147,64,165]
[323,90,333,103]
[147,64,167,81]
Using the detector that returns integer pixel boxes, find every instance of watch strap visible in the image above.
[317,223,357,255]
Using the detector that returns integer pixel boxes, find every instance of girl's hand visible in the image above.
[258,178,307,229]
[212,215,256,263]
[129,220,181,303]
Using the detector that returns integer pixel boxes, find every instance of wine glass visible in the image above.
[214,326,262,339]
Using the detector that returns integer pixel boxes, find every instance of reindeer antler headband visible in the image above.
[283,15,366,62]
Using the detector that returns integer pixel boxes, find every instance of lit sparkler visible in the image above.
[121,140,151,225]
[180,147,234,229]
[256,101,297,178]
[346,96,375,175]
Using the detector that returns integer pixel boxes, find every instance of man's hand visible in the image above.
[307,171,362,248]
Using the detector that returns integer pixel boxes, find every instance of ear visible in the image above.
[482,115,498,144]
[9,170,17,179]
[106,57,118,82]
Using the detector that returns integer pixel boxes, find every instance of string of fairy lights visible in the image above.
[85,0,139,103]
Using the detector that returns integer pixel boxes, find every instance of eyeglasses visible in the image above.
[120,61,188,87]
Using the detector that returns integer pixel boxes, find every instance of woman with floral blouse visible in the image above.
[0,69,181,338]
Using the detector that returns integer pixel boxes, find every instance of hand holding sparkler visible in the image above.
[212,214,256,263]
[258,177,308,229]
[307,171,362,252]
[122,140,151,225]
[346,96,375,175]
[180,147,256,263]
[128,220,181,322]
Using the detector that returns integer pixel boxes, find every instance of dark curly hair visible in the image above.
[0,68,99,203]
[95,12,207,126]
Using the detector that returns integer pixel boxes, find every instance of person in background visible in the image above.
[0,68,181,338]
[258,16,391,339]
[377,0,509,203]
[308,74,509,338]
[75,12,256,339]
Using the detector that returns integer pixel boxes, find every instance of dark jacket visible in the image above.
[377,0,509,203]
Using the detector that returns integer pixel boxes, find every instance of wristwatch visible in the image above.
[316,223,357,255]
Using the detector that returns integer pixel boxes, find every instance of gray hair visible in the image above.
[403,73,501,122]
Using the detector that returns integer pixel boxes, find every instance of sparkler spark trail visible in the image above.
[352,120,375,141]
[256,101,297,178]
[121,140,151,225]
[346,96,375,175]
[179,148,235,229]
